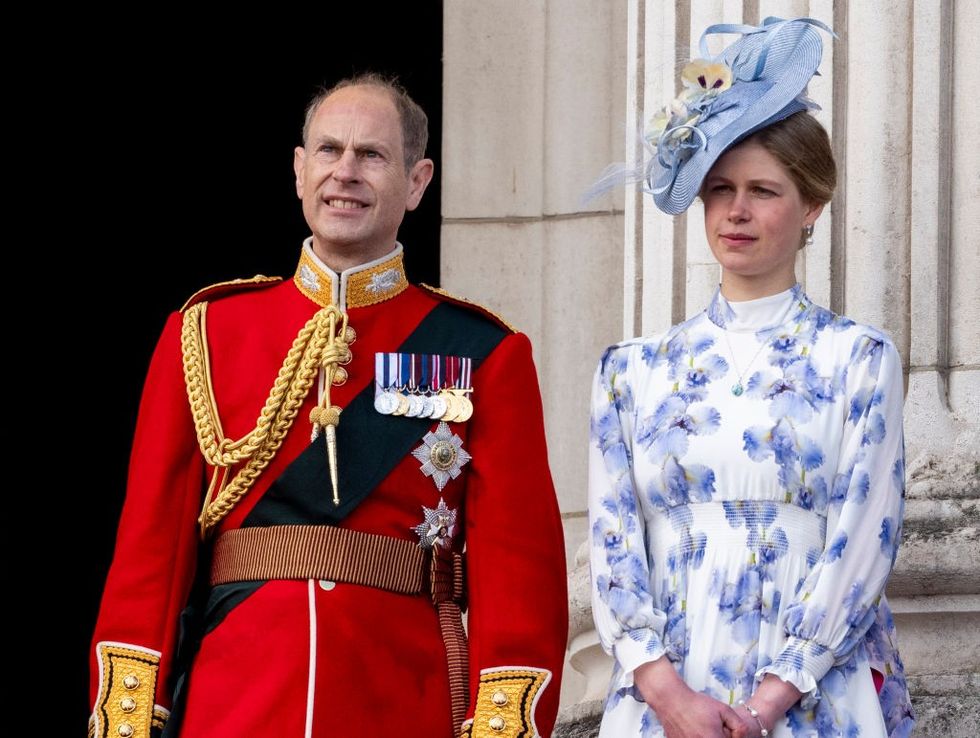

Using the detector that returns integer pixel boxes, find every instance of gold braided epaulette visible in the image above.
[419,284,519,334]
[180,275,283,312]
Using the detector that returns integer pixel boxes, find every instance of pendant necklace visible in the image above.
[722,330,769,396]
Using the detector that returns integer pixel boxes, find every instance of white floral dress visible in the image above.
[588,286,915,738]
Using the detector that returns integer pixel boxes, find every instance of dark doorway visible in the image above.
[65,9,442,734]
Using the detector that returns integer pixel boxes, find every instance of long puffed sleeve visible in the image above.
[588,343,668,686]
[759,331,906,697]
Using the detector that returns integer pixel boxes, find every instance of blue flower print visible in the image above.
[599,347,635,414]
[707,290,737,327]
[590,286,913,736]
[879,517,898,559]
[641,341,667,372]
[824,531,847,562]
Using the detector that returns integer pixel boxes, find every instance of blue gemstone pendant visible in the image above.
[731,383,744,396]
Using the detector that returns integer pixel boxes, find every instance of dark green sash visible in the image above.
[244,300,508,527]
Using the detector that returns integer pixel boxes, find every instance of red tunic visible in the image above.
[90,245,568,738]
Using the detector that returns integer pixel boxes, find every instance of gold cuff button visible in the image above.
[120,697,136,712]
[489,716,506,732]
[122,675,140,690]
[491,690,508,706]
[118,724,134,737]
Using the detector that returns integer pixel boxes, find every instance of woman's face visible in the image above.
[702,141,823,297]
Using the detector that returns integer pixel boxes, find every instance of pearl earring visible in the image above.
[803,223,814,248]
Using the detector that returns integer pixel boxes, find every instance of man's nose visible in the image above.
[332,148,361,182]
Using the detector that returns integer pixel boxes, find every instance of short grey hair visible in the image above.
[301,73,430,169]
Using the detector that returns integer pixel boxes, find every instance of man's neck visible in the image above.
[311,241,396,274]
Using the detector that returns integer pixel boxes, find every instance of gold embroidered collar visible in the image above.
[293,239,409,310]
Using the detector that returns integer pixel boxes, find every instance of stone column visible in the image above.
[441,0,628,714]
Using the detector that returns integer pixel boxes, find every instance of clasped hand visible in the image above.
[634,659,766,738]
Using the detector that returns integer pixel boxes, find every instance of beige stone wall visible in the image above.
[441,0,629,710]
[442,1,979,735]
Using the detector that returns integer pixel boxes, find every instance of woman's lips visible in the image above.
[719,233,756,246]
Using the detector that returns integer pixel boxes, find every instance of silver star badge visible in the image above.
[413,498,458,548]
[411,421,471,491]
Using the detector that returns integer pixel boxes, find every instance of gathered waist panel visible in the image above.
[648,501,827,558]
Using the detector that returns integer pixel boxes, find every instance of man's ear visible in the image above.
[405,158,434,211]
[293,146,307,199]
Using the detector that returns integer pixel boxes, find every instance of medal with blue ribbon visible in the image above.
[374,352,474,422]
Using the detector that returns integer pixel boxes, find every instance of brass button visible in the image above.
[122,675,140,690]
[344,326,357,344]
[120,697,136,713]
[118,724,134,737]
[489,716,506,732]
[491,690,508,706]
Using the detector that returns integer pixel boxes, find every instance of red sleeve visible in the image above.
[462,331,568,737]
[89,312,203,737]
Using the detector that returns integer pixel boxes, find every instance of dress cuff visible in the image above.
[613,628,667,687]
[757,636,835,709]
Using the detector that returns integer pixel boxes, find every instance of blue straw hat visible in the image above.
[647,17,834,215]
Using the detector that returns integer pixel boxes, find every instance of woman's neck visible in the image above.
[720,271,798,302]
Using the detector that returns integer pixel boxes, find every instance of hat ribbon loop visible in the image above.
[700,17,837,82]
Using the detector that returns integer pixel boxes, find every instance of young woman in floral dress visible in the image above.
[588,18,915,738]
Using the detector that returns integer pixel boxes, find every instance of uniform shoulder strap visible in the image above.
[419,283,519,334]
[180,275,283,312]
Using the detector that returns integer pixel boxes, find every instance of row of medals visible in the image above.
[374,387,474,422]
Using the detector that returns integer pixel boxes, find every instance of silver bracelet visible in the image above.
[738,701,770,737]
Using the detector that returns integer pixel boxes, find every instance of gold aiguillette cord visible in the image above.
[308,309,355,506]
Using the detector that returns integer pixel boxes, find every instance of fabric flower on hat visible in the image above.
[644,58,734,173]
[681,60,732,94]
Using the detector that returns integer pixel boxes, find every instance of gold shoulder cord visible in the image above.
[181,302,353,538]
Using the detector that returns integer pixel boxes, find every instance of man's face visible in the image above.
[294,85,433,268]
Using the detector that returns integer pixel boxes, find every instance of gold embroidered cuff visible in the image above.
[92,643,166,738]
[465,667,551,738]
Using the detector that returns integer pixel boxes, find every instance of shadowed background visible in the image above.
[61,9,443,733]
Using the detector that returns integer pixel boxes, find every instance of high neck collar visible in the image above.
[293,238,409,310]
[706,283,812,334]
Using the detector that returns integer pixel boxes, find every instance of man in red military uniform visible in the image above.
[90,74,568,738]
